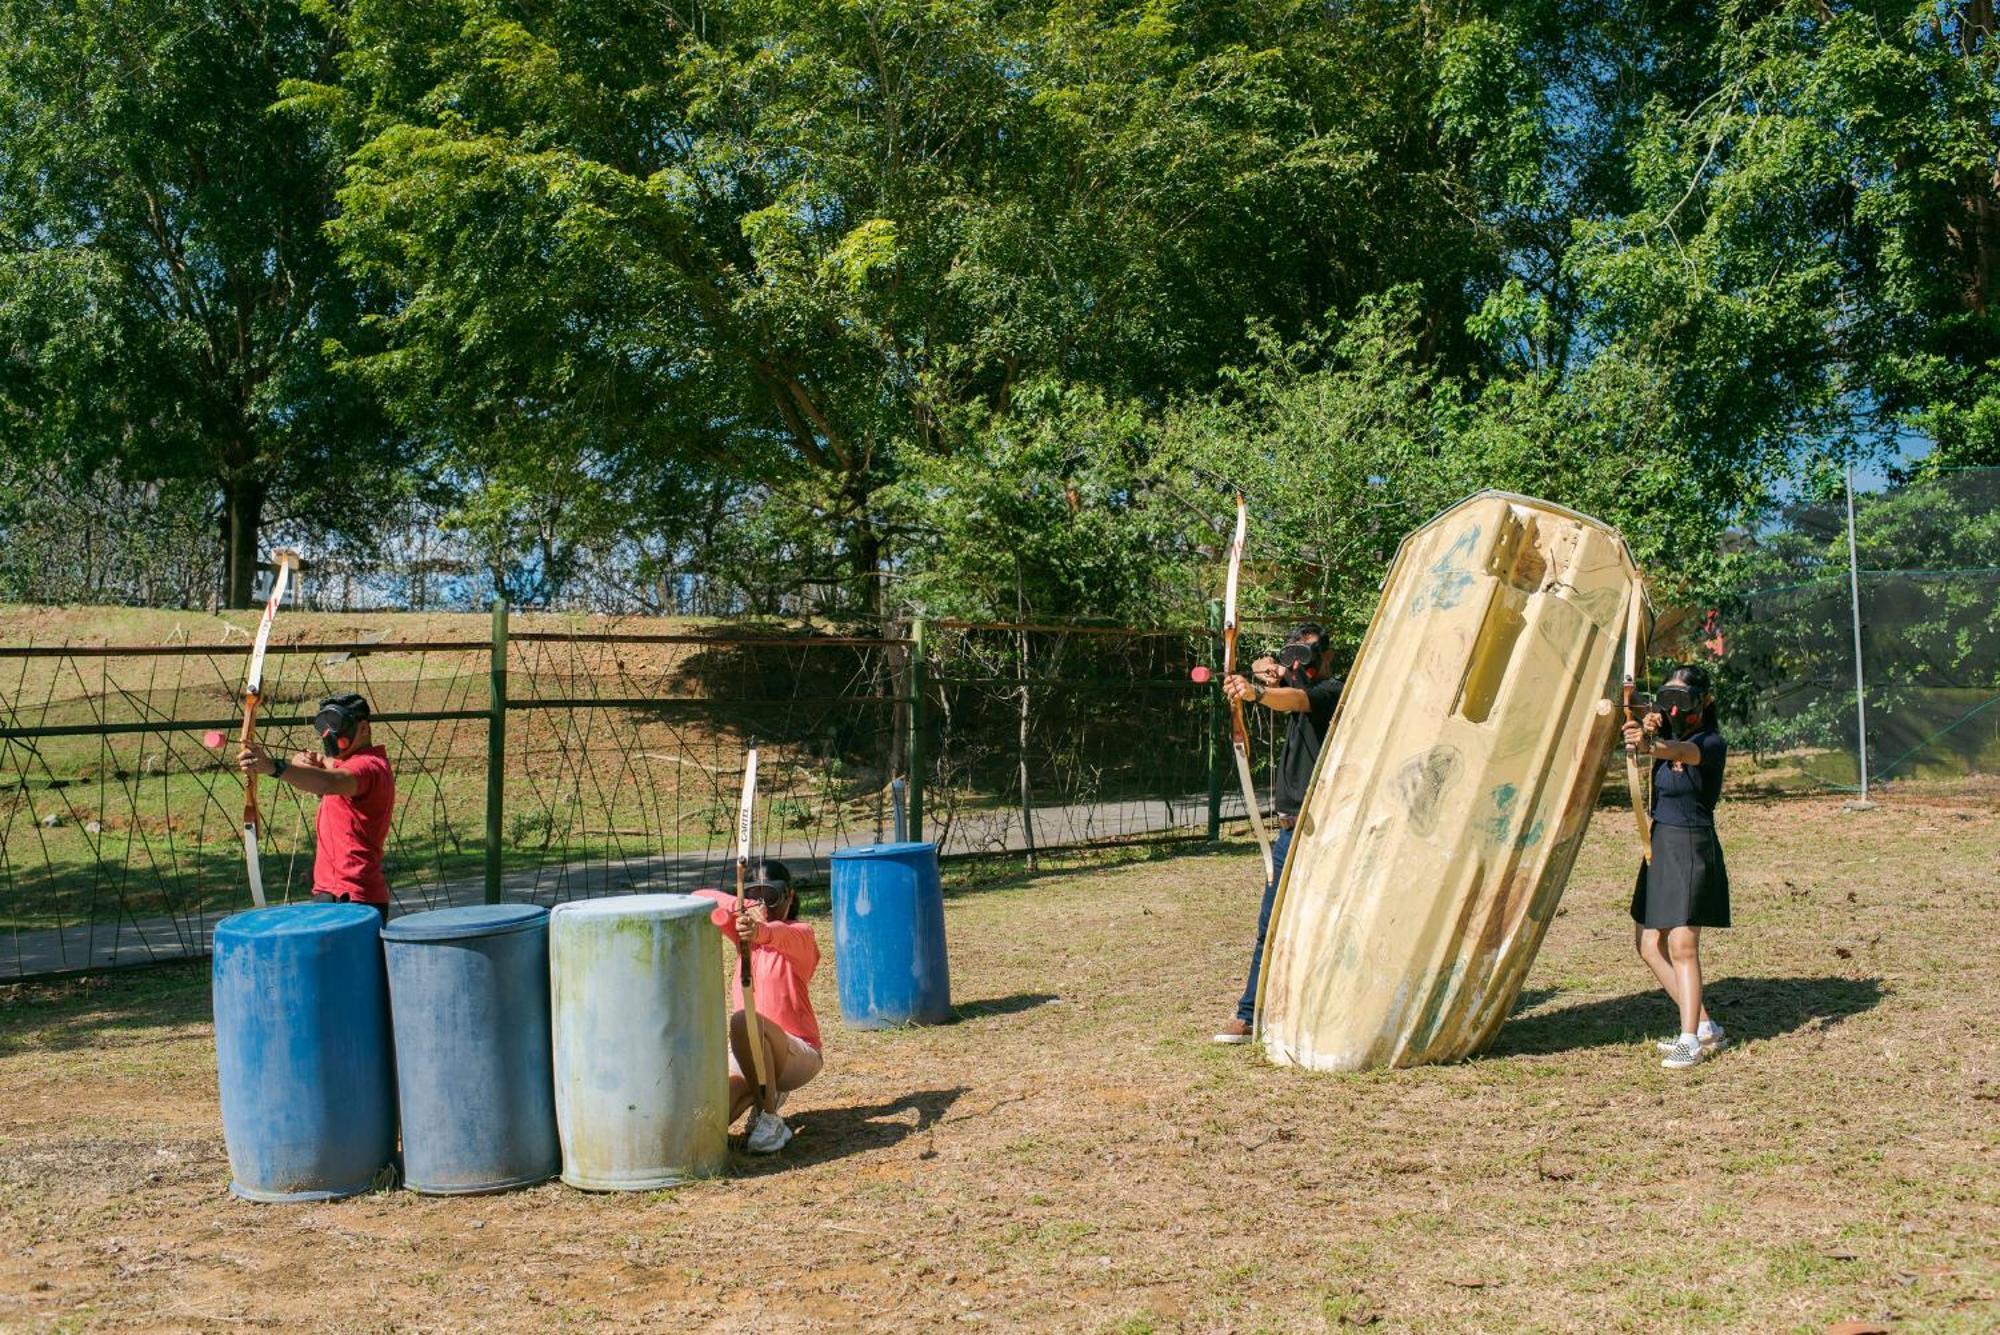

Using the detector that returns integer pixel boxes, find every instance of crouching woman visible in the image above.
[695,861,824,1152]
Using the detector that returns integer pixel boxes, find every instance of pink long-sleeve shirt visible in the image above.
[692,889,824,1051]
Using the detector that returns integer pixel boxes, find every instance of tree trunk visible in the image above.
[220,471,267,609]
[848,476,882,623]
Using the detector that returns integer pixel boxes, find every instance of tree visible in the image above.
[300,0,1519,618]
[0,0,404,606]
[1563,1,2000,473]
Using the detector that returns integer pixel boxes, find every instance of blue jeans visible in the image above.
[1235,824,1294,1024]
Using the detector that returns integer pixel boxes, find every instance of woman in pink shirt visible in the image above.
[694,860,823,1154]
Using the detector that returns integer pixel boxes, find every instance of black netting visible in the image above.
[1717,469,2000,790]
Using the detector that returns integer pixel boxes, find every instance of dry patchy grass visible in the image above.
[1,792,1996,1332]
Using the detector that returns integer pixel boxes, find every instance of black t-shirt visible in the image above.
[1650,727,1726,828]
[1273,674,1342,816]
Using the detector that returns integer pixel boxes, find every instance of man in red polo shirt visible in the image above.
[238,693,396,921]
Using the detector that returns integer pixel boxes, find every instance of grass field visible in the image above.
[2,790,1996,1332]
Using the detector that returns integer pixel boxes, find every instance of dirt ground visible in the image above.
[2,791,1996,1333]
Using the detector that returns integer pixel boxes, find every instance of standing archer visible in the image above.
[236,693,396,922]
[1626,664,1732,1070]
[1213,624,1342,1044]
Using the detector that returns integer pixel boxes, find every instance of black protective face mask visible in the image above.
[1656,683,1699,738]
[744,883,791,911]
[314,707,360,757]
[1278,639,1321,681]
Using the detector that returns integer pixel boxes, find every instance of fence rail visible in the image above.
[0,611,1277,981]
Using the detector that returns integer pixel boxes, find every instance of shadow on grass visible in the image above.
[1511,986,1560,1014]
[0,960,211,1056]
[1490,974,1885,1057]
[939,840,1197,898]
[950,992,1058,1022]
[734,1086,969,1175]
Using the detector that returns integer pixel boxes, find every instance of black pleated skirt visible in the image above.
[1630,822,1731,929]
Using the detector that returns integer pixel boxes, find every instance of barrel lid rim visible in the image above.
[381,902,548,942]
[548,892,714,920]
[215,902,381,937]
[832,840,938,858]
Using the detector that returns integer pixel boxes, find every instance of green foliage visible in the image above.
[1159,290,1750,643]
[292,0,1517,615]
[1565,2,2000,471]
[1713,470,2000,777]
[0,0,404,603]
[885,382,1191,622]
[8,0,2000,624]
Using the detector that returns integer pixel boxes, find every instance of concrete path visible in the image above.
[3,789,1249,979]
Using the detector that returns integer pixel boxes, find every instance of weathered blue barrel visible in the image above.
[548,895,728,1190]
[212,903,396,1202]
[382,904,558,1195]
[831,841,951,1027]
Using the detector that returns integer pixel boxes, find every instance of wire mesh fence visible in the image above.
[499,627,910,901]
[0,615,1280,981]
[1717,468,2000,792]
[919,621,1253,861]
[0,635,492,979]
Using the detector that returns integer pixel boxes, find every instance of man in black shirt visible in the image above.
[1215,623,1342,1043]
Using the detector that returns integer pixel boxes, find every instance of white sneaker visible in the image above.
[745,1108,793,1154]
[1660,1035,1709,1070]
[1655,1026,1727,1055]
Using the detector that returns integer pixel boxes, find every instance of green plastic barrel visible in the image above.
[548,895,729,1190]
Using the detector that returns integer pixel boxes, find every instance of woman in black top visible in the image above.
[1624,663,1730,1070]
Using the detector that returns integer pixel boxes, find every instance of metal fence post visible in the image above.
[1844,466,1876,810]
[1206,599,1224,840]
[908,617,927,844]
[485,597,509,904]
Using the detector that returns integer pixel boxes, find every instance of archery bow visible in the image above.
[734,741,776,1118]
[239,550,299,909]
[1621,575,1653,866]
[1222,495,1276,885]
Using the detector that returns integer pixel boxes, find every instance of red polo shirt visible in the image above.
[312,745,394,904]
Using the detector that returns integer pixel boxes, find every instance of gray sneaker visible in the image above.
[1655,1026,1727,1055]
[745,1108,793,1153]
[1660,1035,1709,1070]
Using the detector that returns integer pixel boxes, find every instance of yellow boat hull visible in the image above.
[1256,492,1644,1071]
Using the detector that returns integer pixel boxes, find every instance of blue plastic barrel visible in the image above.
[830,841,952,1027]
[212,903,396,1202]
[549,895,729,1190]
[382,904,559,1195]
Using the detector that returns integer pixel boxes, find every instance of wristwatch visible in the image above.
[271,757,289,780]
